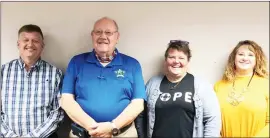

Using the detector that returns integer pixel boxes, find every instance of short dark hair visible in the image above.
[164,40,192,61]
[18,24,44,39]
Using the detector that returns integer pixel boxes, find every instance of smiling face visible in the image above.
[235,45,256,75]
[17,31,44,62]
[91,18,119,56]
[165,48,189,78]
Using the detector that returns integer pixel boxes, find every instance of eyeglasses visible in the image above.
[169,40,189,45]
[92,30,118,36]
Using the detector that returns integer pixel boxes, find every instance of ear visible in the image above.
[163,61,167,73]
[116,32,120,43]
[17,40,20,49]
[91,31,94,37]
[42,43,45,49]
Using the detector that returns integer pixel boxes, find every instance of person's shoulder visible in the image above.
[41,60,63,74]
[145,75,164,95]
[2,59,19,66]
[254,75,269,95]
[71,52,91,61]
[193,74,212,86]
[213,79,227,87]
[147,74,164,84]
[254,75,269,83]
[1,59,19,69]
[118,53,140,64]
[150,74,164,81]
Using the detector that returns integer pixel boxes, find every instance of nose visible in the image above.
[27,40,34,46]
[174,58,181,63]
[99,32,107,38]
[242,55,249,61]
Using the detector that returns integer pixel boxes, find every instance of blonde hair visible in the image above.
[222,40,269,82]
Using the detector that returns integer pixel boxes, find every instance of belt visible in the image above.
[72,122,132,137]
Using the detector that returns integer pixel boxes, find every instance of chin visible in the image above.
[237,66,253,70]
[97,47,109,52]
[97,43,109,47]
[24,54,35,57]
[169,71,182,76]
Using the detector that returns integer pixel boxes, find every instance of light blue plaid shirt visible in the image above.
[0,58,64,138]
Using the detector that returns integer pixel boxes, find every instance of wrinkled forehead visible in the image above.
[93,19,118,31]
[19,31,43,40]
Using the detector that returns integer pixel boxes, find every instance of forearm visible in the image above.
[1,123,18,137]
[1,114,18,137]
[112,99,144,129]
[61,98,96,129]
[22,109,64,137]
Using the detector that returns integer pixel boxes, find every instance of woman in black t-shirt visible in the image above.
[135,40,221,138]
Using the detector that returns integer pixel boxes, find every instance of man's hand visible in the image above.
[89,122,113,138]
[85,122,98,136]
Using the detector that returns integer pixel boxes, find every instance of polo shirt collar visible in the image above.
[86,48,123,66]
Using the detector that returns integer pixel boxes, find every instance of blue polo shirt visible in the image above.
[62,49,146,122]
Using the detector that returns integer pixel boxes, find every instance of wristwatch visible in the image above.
[111,122,120,136]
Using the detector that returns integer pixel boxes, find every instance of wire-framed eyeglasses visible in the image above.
[92,30,118,36]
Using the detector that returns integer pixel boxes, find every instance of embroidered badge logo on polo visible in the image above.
[115,69,125,78]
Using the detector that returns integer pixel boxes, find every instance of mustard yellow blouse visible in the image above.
[214,75,269,137]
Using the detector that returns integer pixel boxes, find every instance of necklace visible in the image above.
[169,81,181,90]
[227,73,254,106]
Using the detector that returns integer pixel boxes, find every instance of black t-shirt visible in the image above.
[152,73,195,138]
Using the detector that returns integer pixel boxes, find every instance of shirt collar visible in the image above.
[86,48,123,66]
[18,57,42,71]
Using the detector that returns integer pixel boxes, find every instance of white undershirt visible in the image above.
[100,62,110,67]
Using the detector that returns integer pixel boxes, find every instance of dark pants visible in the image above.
[48,131,58,138]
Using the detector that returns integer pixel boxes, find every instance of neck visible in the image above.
[166,72,187,83]
[96,50,114,58]
[235,69,254,77]
[21,56,39,71]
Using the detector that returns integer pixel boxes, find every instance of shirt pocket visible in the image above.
[35,80,53,108]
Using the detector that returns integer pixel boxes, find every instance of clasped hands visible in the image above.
[86,122,114,138]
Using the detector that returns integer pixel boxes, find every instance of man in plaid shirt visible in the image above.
[0,24,64,138]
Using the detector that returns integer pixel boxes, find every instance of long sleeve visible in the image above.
[254,89,269,137]
[22,71,64,138]
[22,94,64,137]
[201,81,222,137]
[0,65,18,137]
[1,113,19,137]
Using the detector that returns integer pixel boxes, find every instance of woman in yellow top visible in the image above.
[214,40,269,137]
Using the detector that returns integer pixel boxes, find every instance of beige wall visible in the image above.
[1,2,269,137]
[1,2,269,84]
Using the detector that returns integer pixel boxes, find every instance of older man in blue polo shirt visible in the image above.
[61,17,146,138]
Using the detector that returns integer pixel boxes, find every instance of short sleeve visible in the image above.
[131,61,147,101]
[61,57,77,94]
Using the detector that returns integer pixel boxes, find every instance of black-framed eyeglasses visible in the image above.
[169,40,189,45]
[92,30,118,36]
